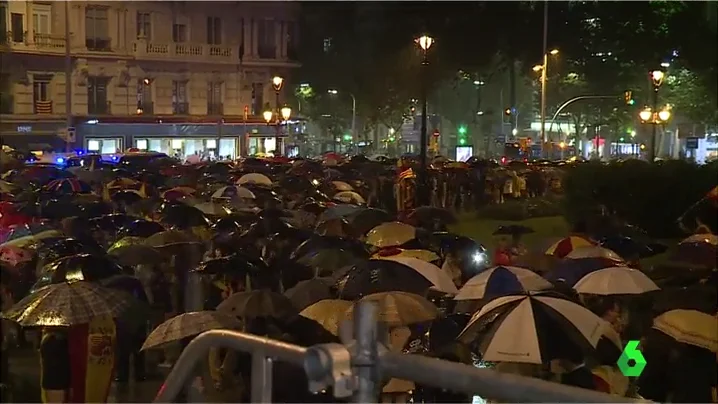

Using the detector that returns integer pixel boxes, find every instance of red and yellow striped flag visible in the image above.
[398,168,415,181]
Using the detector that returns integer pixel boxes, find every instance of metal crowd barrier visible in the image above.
[154,301,647,403]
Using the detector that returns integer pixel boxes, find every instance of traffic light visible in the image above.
[458,126,467,135]
[457,125,467,145]
[624,90,635,105]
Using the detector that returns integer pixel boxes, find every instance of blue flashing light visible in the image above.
[111,155,118,161]
[56,157,65,164]
[76,150,85,155]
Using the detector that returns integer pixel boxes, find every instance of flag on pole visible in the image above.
[398,168,416,181]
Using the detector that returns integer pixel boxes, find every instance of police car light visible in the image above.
[56,157,65,164]
[111,155,118,161]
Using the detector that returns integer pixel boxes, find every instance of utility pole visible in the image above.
[64,0,73,152]
[540,0,548,157]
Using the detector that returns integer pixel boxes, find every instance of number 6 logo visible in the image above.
[617,340,647,377]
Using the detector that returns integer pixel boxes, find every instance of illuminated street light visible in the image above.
[327,89,338,95]
[473,80,485,86]
[658,108,671,122]
[549,49,559,55]
[415,35,434,51]
[532,64,543,72]
[639,108,653,122]
[559,141,566,148]
[263,110,273,123]
[271,76,284,91]
[651,70,665,87]
[281,105,292,121]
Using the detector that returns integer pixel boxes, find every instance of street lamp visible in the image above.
[327,89,356,145]
[415,34,433,207]
[646,69,666,161]
[271,76,284,92]
[658,108,671,122]
[270,75,285,153]
[537,48,559,158]
[281,105,292,121]
[639,108,653,122]
[263,109,273,124]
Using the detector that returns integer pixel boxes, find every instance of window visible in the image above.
[172,23,186,43]
[33,76,50,102]
[85,7,110,51]
[0,73,11,114]
[87,76,109,114]
[251,83,264,115]
[137,78,152,113]
[323,38,332,53]
[11,13,23,43]
[237,19,244,59]
[206,17,221,45]
[0,7,6,41]
[286,21,298,60]
[257,19,275,59]
[33,5,51,36]
[207,81,222,114]
[172,80,188,114]
[136,12,151,40]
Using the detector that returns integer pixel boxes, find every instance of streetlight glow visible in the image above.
[549,49,559,55]
[650,70,665,87]
[532,64,543,72]
[327,89,338,95]
[658,109,671,122]
[263,110,273,123]
[281,106,292,121]
[271,76,284,91]
[415,35,434,51]
[639,108,653,122]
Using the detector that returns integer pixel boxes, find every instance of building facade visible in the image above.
[0,0,300,158]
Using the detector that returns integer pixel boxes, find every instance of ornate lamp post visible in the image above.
[415,34,434,206]
[645,70,665,161]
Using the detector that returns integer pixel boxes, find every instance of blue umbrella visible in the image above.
[545,257,625,286]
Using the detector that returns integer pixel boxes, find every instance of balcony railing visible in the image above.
[173,102,189,115]
[34,100,53,114]
[88,101,111,115]
[207,103,223,115]
[33,33,65,49]
[132,41,240,63]
[0,94,13,114]
[86,37,112,52]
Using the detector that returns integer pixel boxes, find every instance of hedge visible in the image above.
[561,160,718,238]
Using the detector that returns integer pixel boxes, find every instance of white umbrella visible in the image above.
[573,266,660,295]
[236,173,272,186]
[374,256,458,294]
[455,266,551,301]
[458,294,607,364]
[566,246,624,261]
[236,186,256,199]
[680,233,718,245]
[333,191,365,205]
[332,181,354,192]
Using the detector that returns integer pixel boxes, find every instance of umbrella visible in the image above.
[317,204,363,221]
[35,237,105,273]
[372,248,440,263]
[667,242,717,269]
[652,285,717,315]
[492,225,534,236]
[375,256,458,294]
[145,229,201,249]
[89,214,136,234]
[284,277,335,310]
[237,173,272,186]
[1,281,133,327]
[573,267,660,295]
[216,290,297,320]
[332,191,365,205]
[680,233,717,246]
[652,309,718,352]
[407,207,457,227]
[598,236,668,260]
[334,258,435,300]
[365,222,417,248]
[458,293,610,364]
[141,310,242,351]
[211,185,254,200]
[107,237,164,266]
[299,299,353,336]
[545,257,626,286]
[158,203,211,229]
[106,177,140,190]
[345,208,393,236]
[2,222,61,244]
[195,253,272,289]
[545,236,596,258]
[193,201,232,216]
[331,181,354,191]
[116,220,166,239]
[44,178,93,194]
[566,246,625,261]
[294,242,369,277]
[344,291,439,327]
[110,190,145,206]
[160,186,195,200]
[33,253,124,291]
[455,266,552,301]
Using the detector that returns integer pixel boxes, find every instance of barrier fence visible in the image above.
[154,301,647,403]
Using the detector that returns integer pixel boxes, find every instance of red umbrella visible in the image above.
[0,202,35,241]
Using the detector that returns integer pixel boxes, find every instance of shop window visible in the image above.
[88,140,100,151]
[148,139,163,153]
[136,139,148,150]
[219,138,235,159]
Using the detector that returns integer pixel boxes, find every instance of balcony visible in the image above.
[207,103,223,115]
[86,37,112,52]
[3,31,69,54]
[132,41,235,64]
[33,33,66,50]
[88,101,111,115]
[34,100,53,114]
[0,94,13,114]
[173,102,189,115]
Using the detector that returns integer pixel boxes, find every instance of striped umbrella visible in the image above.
[44,178,93,194]
[1,281,133,327]
[545,236,595,258]
[455,266,552,301]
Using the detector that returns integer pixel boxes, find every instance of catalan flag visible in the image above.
[707,186,718,202]
[398,168,416,181]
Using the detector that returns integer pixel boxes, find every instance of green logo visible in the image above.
[617,340,647,377]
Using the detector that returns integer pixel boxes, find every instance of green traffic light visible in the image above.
[619,137,625,142]
[458,126,467,135]
[458,137,467,145]
[628,99,635,105]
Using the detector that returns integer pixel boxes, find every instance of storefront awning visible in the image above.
[77,122,283,137]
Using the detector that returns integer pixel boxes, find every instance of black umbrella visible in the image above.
[111,189,145,206]
[667,242,717,269]
[196,252,269,277]
[32,253,125,292]
[290,236,369,277]
[116,219,165,239]
[492,225,535,236]
[90,214,137,234]
[334,259,434,300]
[598,236,668,260]
[346,208,393,236]
[159,203,211,229]
[284,277,335,310]
[408,207,457,227]
[261,228,314,267]
[35,237,105,273]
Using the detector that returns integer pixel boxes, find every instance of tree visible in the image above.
[662,65,718,127]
